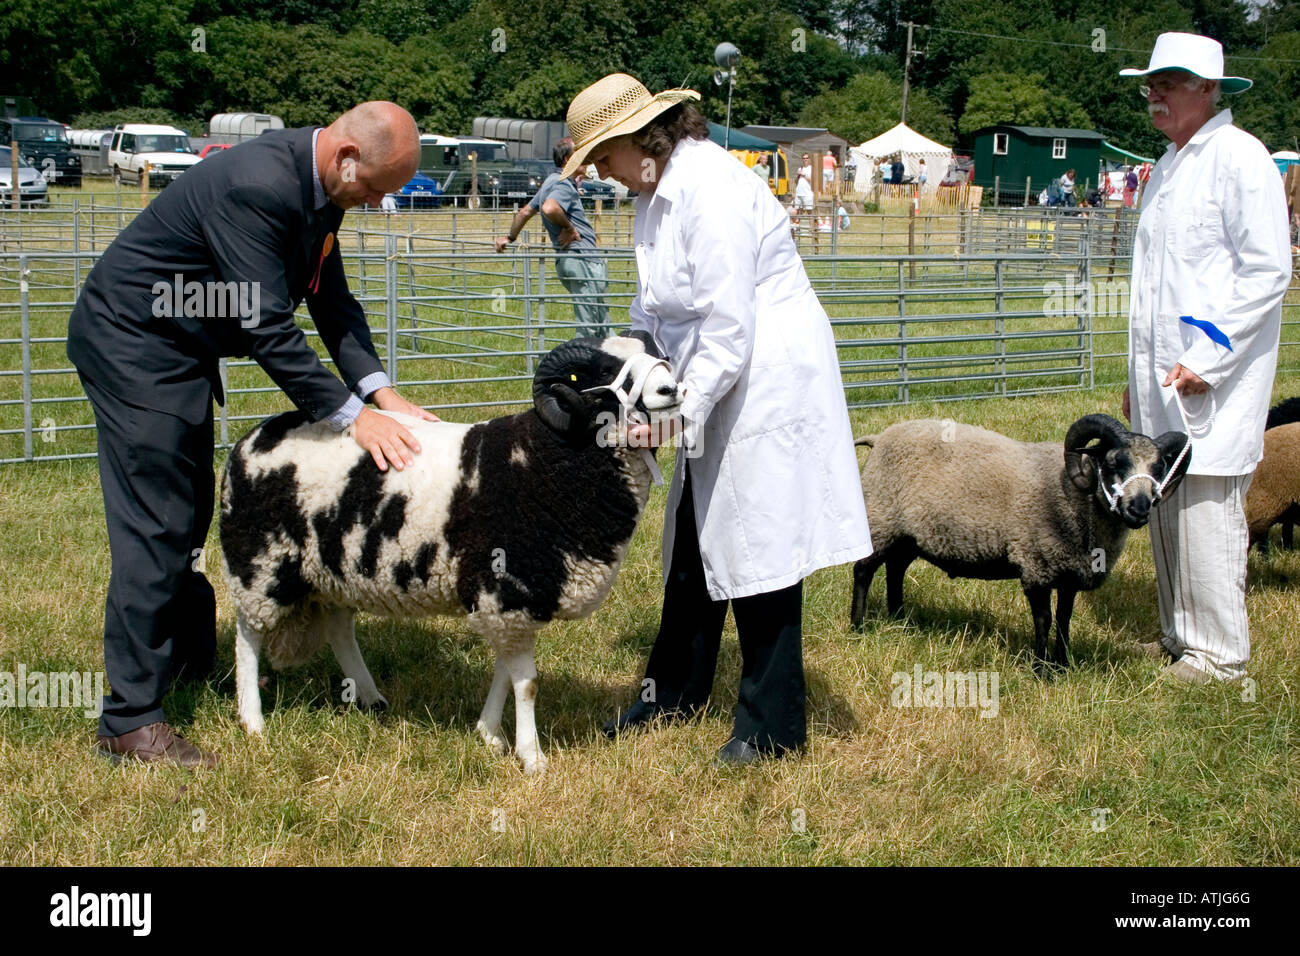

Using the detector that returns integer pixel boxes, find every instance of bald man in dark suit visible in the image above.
[69,102,434,767]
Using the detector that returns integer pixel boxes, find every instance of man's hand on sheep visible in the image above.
[1163,363,1210,396]
[353,388,438,472]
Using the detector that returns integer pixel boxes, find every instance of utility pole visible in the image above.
[901,21,916,127]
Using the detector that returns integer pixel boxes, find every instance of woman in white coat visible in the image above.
[560,74,872,764]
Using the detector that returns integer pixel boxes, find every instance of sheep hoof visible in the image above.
[360,695,389,714]
[518,751,548,775]
[476,721,509,756]
[240,716,266,737]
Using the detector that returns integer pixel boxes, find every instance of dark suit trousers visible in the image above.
[80,374,217,738]
[643,468,807,753]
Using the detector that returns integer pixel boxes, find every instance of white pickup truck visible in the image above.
[107,124,202,186]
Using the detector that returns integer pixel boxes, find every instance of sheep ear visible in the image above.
[1064,446,1098,492]
[619,329,662,359]
[1154,431,1192,498]
[535,383,590,434]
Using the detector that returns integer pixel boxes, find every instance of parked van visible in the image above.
[107,124,201,186]
[418,133,513,202]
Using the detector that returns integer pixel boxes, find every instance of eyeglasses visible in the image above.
[1139,75,1193,98]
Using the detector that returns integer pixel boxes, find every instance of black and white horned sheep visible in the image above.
[1246,422,1300,553]
[849,414,1190,673]
[220,333,680,773]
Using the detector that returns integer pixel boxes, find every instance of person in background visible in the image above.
[494,137,609,337]
[1124,166,1139,206]
[1120,32,1291,682]
[559,73,872,764]
[917,158,927,187]
[822,150,837,189]
[890,154,904,186]
[794,152,815,215]
[1060,168,1077,206]
[753,153,770,184]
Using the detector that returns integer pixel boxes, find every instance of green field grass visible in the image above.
[0,372,1297,866]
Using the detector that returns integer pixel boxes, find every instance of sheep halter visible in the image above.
[583,351,673,486]
[1101,374,1202,512]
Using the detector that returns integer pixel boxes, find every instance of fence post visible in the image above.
[897,259,908,405]
[995,257,1007,396]
[1024,177,1031,208]
[219,358,229,447]
[1080,251,1094,390]
[385,233,398,383]
[18,254,34,460]
[72,197,81,296]
[994,175,1000,207]
[522,249,534,376]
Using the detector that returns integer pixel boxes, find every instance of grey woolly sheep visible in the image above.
[849,414,1190,674]
[221,332,680,774]
[1246,422,1300,553]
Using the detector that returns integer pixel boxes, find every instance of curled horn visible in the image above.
[532,340,597,434]
[1063,414,1129,492]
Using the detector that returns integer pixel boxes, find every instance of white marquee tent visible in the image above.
[850,123,953,194]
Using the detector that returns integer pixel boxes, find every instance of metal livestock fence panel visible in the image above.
[1,204,1296,465]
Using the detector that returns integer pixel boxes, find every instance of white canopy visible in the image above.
[850,123,952,194]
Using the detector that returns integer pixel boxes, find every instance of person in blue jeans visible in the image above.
[495,138,610,337]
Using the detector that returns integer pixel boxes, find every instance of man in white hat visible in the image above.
[1120,33,1292,682]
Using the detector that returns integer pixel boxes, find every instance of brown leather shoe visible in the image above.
[96,722,218,769]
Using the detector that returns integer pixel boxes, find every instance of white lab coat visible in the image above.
[630,136,872,600]
[1128,110,1292,475]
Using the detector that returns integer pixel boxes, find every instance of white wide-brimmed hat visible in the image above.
[1119,32,1252,93]
[560,73,701,179]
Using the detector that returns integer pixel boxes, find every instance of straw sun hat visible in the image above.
[560,73,701,179]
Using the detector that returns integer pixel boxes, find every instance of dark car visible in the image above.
[0,117,81,187]
[389,169,446,208]
[498,159,555,202]
[577,176,616,205]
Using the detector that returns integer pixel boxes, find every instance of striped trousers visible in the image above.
[1149,473,1253,680]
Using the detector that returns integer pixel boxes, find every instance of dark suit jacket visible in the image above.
[68,126,383,425]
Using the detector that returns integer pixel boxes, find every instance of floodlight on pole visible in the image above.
[713,42,740,150]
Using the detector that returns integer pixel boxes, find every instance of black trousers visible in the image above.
[643,469,806,753]
[80,375,216,738]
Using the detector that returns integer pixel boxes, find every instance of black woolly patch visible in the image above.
[442,411,640,621]
[357,493,407,578]
[393,541,439,590]
[220,446,309,592]
[267,556,312,605]
[312,457,387,577]
[251,410,311,454]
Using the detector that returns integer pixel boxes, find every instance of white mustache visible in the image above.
[1148,103,1170,117]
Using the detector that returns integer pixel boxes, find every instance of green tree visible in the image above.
[798,71,954,144]
[958,72,1092,135]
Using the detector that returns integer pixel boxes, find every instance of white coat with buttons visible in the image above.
[630,136,872,600]
[1128,109,1292,475]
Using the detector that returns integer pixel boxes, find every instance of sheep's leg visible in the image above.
[1052,587,1076,668]
[325,609,388,713]
[1025,586,1053,677]
[235,610,266,735]
[501,639,546,775]
[885,545,915,616]
[850,552,886,627]
[475,657,511,756]
[1283,515,1295,550]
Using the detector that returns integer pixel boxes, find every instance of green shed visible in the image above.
[970,125,1104,200]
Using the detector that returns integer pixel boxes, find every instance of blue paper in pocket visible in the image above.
[1179,314,1232,352]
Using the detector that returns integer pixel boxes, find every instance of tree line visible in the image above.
[2,0,1296,156]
